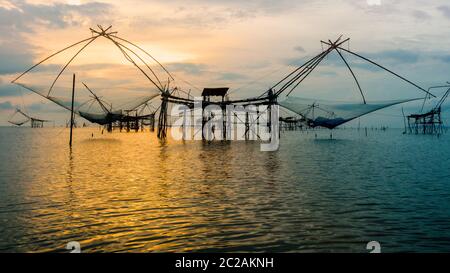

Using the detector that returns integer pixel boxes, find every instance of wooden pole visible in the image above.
[402,108,407,134]
[69,73,75,147]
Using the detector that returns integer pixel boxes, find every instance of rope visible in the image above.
[47,36,99,97]
[337,46,435,98]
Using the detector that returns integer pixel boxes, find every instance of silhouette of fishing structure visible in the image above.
[405,83,450,135]
[8,108,50,128]
[11,25,170,136]
[274,37,434,131]
[11,28,435,143]
[161,36,434,139]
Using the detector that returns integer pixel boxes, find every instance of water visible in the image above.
[0,127,450,253]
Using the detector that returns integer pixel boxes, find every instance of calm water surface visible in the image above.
[0,127,449,252]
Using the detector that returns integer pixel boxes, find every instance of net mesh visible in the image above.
[279,96,420,129]
[8,110,30,126]
[12,29,165,125]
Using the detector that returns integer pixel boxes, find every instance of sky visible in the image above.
[1,0,450,127]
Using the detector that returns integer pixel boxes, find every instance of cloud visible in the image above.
[0,0,114,75]
[365,50,420,64]
[438,5,450,19]
[0,101,13,109]
[319,71,338,77]
[27,101,46,112]
[294,46,306,53]
[366,0,381,6]
[0,83,23,97]
[284,56,309,67]
[157,0,302,14]
[347,0,401,17]
[217,72,247,81]
[0,41,34,74]
[440,55,450,63]
[129,7,254,30]
[412,10,431,21]
[129,0,307,30]
[166,62,207,75]
[0,1,114,31]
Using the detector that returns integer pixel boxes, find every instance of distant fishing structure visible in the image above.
[11,27,436,143]
[8,108,50,128]
[406,84,450,135]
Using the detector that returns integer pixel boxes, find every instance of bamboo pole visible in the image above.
[69,74,76,147]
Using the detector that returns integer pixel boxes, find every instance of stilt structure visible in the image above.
[149,114,156,131]
[10,28,438,143]
[201,88,229,140]
[11,26,171,133]
[157,90,169,139]
[407,84,450,135]
[8,108,51,128]
[151,37,434,141]
[280,117,304,131]
[407,110,443,135]
[30,119,45,128]
[273,36,434,134]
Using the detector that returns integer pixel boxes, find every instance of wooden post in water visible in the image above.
[222,94,226,140]
[69,73,76,147]
[157,90,169,139]
[402,107,407,134]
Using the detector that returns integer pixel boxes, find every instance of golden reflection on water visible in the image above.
[1,127,450,252]
[10,128,283,252]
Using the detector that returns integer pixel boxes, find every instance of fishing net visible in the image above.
[8,109,30,126]
[269,37,434,130]
[11,26,168,125]
[279,96,420,129]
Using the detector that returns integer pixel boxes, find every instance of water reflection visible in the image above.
[0,128,450,252]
